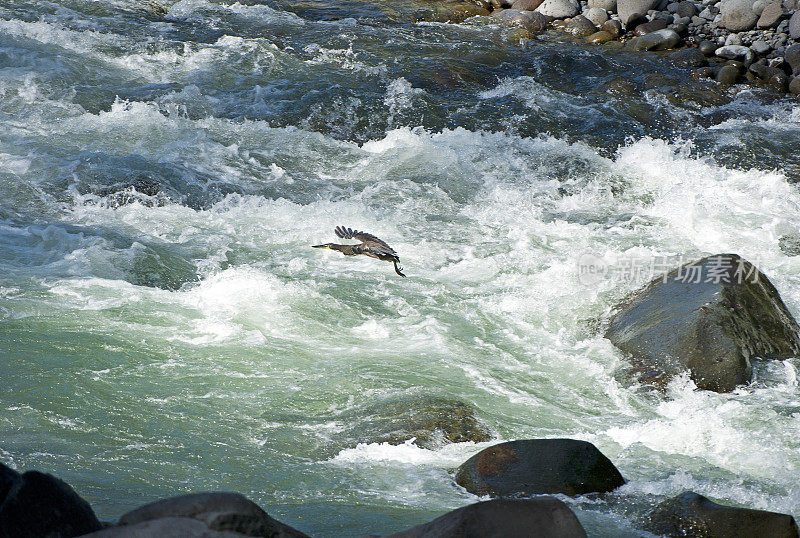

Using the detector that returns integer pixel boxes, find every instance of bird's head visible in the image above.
[312,243,335,249]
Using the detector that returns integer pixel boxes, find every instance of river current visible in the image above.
[2,0,800,536]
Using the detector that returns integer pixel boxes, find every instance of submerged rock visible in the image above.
[605,254,800,392]
[381,498,587,538]
[455,439,625,497]
[641,492,799,537]
[671,47,709,66]
[112,492,309,538]
[95,177,170,208]
[343,393,493,449]
[588,30,616,42]
[0,470,102,538]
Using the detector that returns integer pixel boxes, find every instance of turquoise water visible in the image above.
[2,0,800,535]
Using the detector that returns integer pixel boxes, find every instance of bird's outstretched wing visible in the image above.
[334,226,397,256]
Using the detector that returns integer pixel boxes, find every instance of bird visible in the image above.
[313,226,406,277]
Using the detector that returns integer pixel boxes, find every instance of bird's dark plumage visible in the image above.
[314,226,405,277]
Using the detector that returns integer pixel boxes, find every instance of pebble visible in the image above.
[756,0,784,28]
[676,0,698,16]
[786,44,800,74]
[567,14,600,34]
[588,0,617,10]
[513,0,546,9]
[699,39,719,55]
[750,39,772,54]
[720,0,759,31]
[635,18,669,34]
[716,63,741,83]
[725,33,743,45]
[789,76,800,95]
[716,44,756,64]
[603,18,624,35]
[768,71,789,91]
[587,29,617,41]
[692,66,716,78]
[535,0,581,17]
[790,11,800,40]
[628,27,682,49]
[671,47,710,65]
[617,0,659,25]
[584,6,610,25]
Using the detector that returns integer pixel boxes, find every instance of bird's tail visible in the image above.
[393,260,406,277]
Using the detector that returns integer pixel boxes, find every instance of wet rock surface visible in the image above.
[641,491,799,537]
[342,394,493,449]
[455,439,625,497]
[380,498,588,538]
[0,469,103,538]
[110,492,310,538]
[605,254,800,392]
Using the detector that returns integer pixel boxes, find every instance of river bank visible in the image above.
[450,0,800,95]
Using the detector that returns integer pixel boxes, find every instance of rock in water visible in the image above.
[716,64,741,84]
[628,28,682,50]
[455,439,625,497]
[720,0,760,30]
[118,492,309,537]
[566,15,599,36]
[382,498,587,538]
[0,470,102,538]
[641,492,799,537]
[790,76,800,95]
[342,393,492,449]
[493,8,550,30]
[617,0,658,26]
[605,253,800,392]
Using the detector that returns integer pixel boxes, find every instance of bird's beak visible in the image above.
[312,244,328,249]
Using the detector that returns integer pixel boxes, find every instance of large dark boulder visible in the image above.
[116,492,309,538]
[605,254,800,392]
[455,439,625,497]
[0,470,102,538]
[342,394,493,450]
[0,463,20,506]
[381,498,587,538]
[79,517,248,537]
[641,491,799,537]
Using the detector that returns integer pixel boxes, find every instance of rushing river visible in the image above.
[2,0,800,535]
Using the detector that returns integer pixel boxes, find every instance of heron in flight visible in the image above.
[313,226,406,277]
